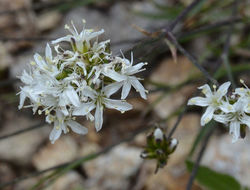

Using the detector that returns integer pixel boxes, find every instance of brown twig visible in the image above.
[168,0,204,30]
[165,30,218,85]
[0,123,46,141]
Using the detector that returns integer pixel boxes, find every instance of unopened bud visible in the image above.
[153,128,164,141]
[169,138,178,151]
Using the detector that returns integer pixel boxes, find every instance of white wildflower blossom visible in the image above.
[188,80,250,143]
[234,79,250,113]
[18,20,147,143]
[214,99,250,142]
[102,53,148,100]
[188,82,231,126]
[47,110,88,144]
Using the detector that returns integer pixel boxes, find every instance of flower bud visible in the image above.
[169,138,178,153]
[141,126,178,173]
[153,128,164,141]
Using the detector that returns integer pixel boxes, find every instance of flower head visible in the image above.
[18,20,147,143]
[214,99,250,142]
[188,80,250,143]
[188,82,231,126]
[141,127,178,173]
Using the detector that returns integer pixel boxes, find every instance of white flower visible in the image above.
[234,80,250,113]
[214,99,250,142]
[90,40,111,62]
[188,82,231,126]
[102,54,148,100]
[52,20,104,52]
[18,20,147,143]
[33,51,60,77]
[58,84,80,107]
[48,110,88,144]
[73,86,133,132]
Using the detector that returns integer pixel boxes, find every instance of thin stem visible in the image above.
[221,0,239,88]
[165,30,218,85]
[177,17,242,39]
[0,123,46,140]
[168,0,204,30]
[167,106,187,139]
[186,125,214,190]
[0,121,151,189]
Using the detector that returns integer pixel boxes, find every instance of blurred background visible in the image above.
[0,0,250,189]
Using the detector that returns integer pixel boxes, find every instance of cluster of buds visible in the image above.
[18,20,147,143]
[140,127,178,173]
[188,80,250,142]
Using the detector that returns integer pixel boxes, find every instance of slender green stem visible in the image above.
[221,0,239,88]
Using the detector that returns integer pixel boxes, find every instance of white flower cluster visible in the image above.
[188,80,250,142]
[18,20,147,143]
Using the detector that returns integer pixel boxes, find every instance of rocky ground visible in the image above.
[0,0,250,190]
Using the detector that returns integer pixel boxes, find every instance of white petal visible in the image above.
[20,70,33,84]
[60,106,69,116]
[49,127,62,144]
[61,122,68,134]
[18,90,26,109]
[86,29,104,41]
[198,84,212,97]
[234,87,247,97]
[32,104,39,114]
[219,101,234,113]
[103,98,133,112]
[67,120,88,135]
[79,86,97,99]
[216,81,231,99]
[240,114,250,128]
[34,53,46,69]
[233,99,246,113]
[130,77,147,99]
[103,69,126,82]
[121,81,131,99]
[213,114,229,124]
[244,102,250,114]
[73,102,95,116]
[65,87,80,107]
[94,102,103,132]
[229,121,240,143]
[56,110,65,120]
[187,97,209,107]
[59,92,69,107]
[103,82,123,98]
[125,62,145,75]
[51,35,71,44]
[87,112,95,121]
[201,106,215,126]
[45,43,52,62]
